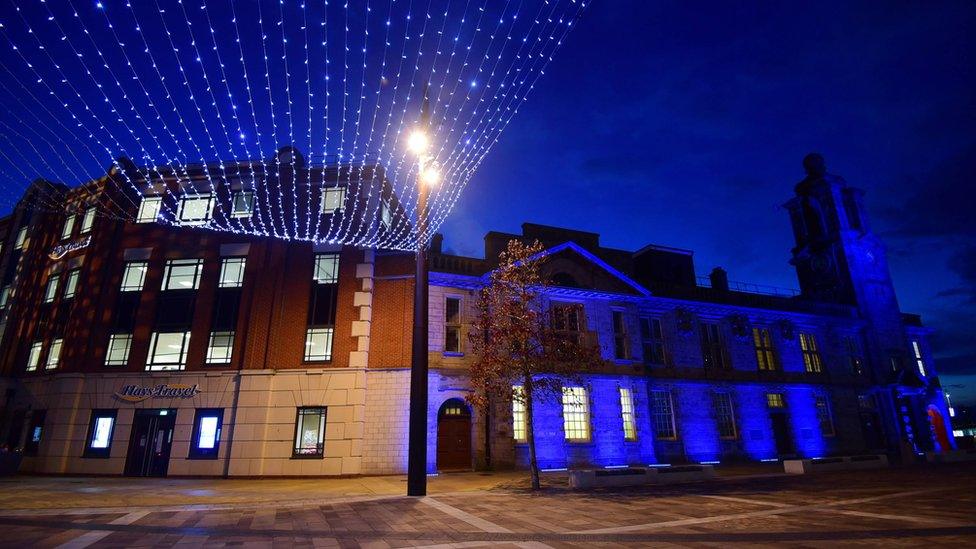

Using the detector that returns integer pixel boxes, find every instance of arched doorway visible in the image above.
[927,406,951,452]
[437,399,472,471]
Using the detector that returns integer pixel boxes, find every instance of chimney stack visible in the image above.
[709,267,729,292]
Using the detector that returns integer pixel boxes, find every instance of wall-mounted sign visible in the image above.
[49,235,91,260]
[114,383,201,403]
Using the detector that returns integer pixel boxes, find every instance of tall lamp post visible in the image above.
[406,129,439,497]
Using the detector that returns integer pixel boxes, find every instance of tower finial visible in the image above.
[803,153,826,177]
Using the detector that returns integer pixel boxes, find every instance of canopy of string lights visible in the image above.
[0,0,588,250]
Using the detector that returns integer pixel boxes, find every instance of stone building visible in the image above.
[0,152,955,476]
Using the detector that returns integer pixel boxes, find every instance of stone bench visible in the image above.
[568,465,716,489]
[926,448,976,463]
[783,454,888,474]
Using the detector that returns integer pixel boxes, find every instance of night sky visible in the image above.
[440,1,976,403]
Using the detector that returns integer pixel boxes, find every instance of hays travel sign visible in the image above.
[114,384,202,403]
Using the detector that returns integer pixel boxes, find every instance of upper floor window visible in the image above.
[551,303,583,333]
[147,331,191,370]
[713,392,737,439]
[512,385,527,443]
[63,269,80,299]
[293,407,327,457]
[218,257,247,288]
[612,310,630,360]
[700,322,729,369]
[815,395,835,436]
[80,207,96,234]
[44,274,60,303]
[27,340,43,372]
[313,253,339,284]
[162,259,204,290]
[619,387,637,441]
[0,285,10,309]
[206,331,235,364]
[650,389,677,440]
[911,340,927,377]
[753,327,778,371]
[380,200,392,229]
[61,213,76,240]
[561,386,591,442]
[136,196,162,223]
[640,317,668,366]
[105,333,133,366]
[178,194,215,225]
[304,327,334,362]
[231,191,254,218]
[14,226,28,249]
[844,335,864,375]
[121,261,149,292]
[321,186,346,214]
[799,332,823,373]
[444,296,462,354]
[766,392,786,408]
[45,338,63,370]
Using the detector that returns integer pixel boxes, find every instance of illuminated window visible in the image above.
[136,196,162,223]
[799,332,823,373]
[120,261,148,291]
[178,194,215,225]
[61,213,76,240]
[80,207,96,233]
[650,389,677,439]
[84,409,117,458]
[162,259,203,290]
[206,331,235,364]
[444,296,462,354]
[105,334,132,366]
[231,191,253,218]
[380,200,392,229]
[63,269,80,299]
[620,387,637,441]
[147,331,191,370]
[189,409,223,459]
[700,322,729,369]
[753,327,778,371]
[561,387,590,442]
[815,395,835,437]
[313,253,339,284]
[304,328,334,361]
[44,274,60,303]
[766,392,786,408]
[23,410,45,456]
[321,186,346,214]
[218,257,246,288]
[612,310,630,360]
[844,335,864,375]
[713,392,737,439]
[911,340,927,377]
[45,338,63,370]
[0,285,10,309]
[512,386,527,443]
[14,226,28,249]
[640,317,668,365]
[293,407,327,457]
[26,341,43,372]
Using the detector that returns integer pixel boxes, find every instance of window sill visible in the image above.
[187,455,220,460]
[301,359,333,365]
[82,453,111,459]
[291,454,325,460]
[565,440,593,445]
[442,352,464,358]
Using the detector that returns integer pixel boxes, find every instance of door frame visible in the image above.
[436,399,473,472]
[124,408,176,477]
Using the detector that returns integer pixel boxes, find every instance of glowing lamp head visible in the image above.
[408,130,430,155]
[421,166,440,186]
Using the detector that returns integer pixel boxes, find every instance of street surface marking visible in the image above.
[55,511,148,549]
[420,497,554,549]
[700,494,792,507]
[824,509,968,526]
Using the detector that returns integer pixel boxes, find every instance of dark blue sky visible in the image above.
[441,1,976,403]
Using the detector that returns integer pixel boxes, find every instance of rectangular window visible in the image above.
[753,327,778,371]
[24,410,46,456]
[61,213,76,240]
[80,207,96,233]
[304,327,334,361]
[178,194,215,225]
[713,392,737,439]
[27,340,43,372]
[620,387,637,441]
[444,296,462,354]
[552,303,583,333]
[136,196,162,223]
[147,331,191,370]
[512,385,527,443]
[105,334,133,366]
[561,387,591,442]
[121,261,149,292]
[650,389,677,440]
[63,269,80,299]
[640,317,668,365]
[0,285,10,309]
[162,259,204,290]
[321,186,346,214]
[799,332,823,373]
[766,392,786,408]
[293,407,327,457]
[844,335,865,375]
[14,226,28,249]
[815,395,835,437]
[313,253,339,284]
[189,409,223,459]
[84,409,117,458]
[218,257,246,288]
[206,331,235,364]
[911,340,927,377]
[231,191,254,218]
[700,322,729,369]
[381,200,392,229]
[612,310,630,360]
[44,274,60,303]
[45,338,63,370]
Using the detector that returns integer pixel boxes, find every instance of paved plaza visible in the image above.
[0,463,973,548]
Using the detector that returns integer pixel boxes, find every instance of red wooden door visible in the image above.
[437,400,472,471]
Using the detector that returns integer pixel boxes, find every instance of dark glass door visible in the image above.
[124,409,176,477]
[771,413,794,456]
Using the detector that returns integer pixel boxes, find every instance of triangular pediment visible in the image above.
[536,242,650,296]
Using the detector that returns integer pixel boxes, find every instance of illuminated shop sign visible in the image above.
[49,236,91,260]
[114,383,201,403]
